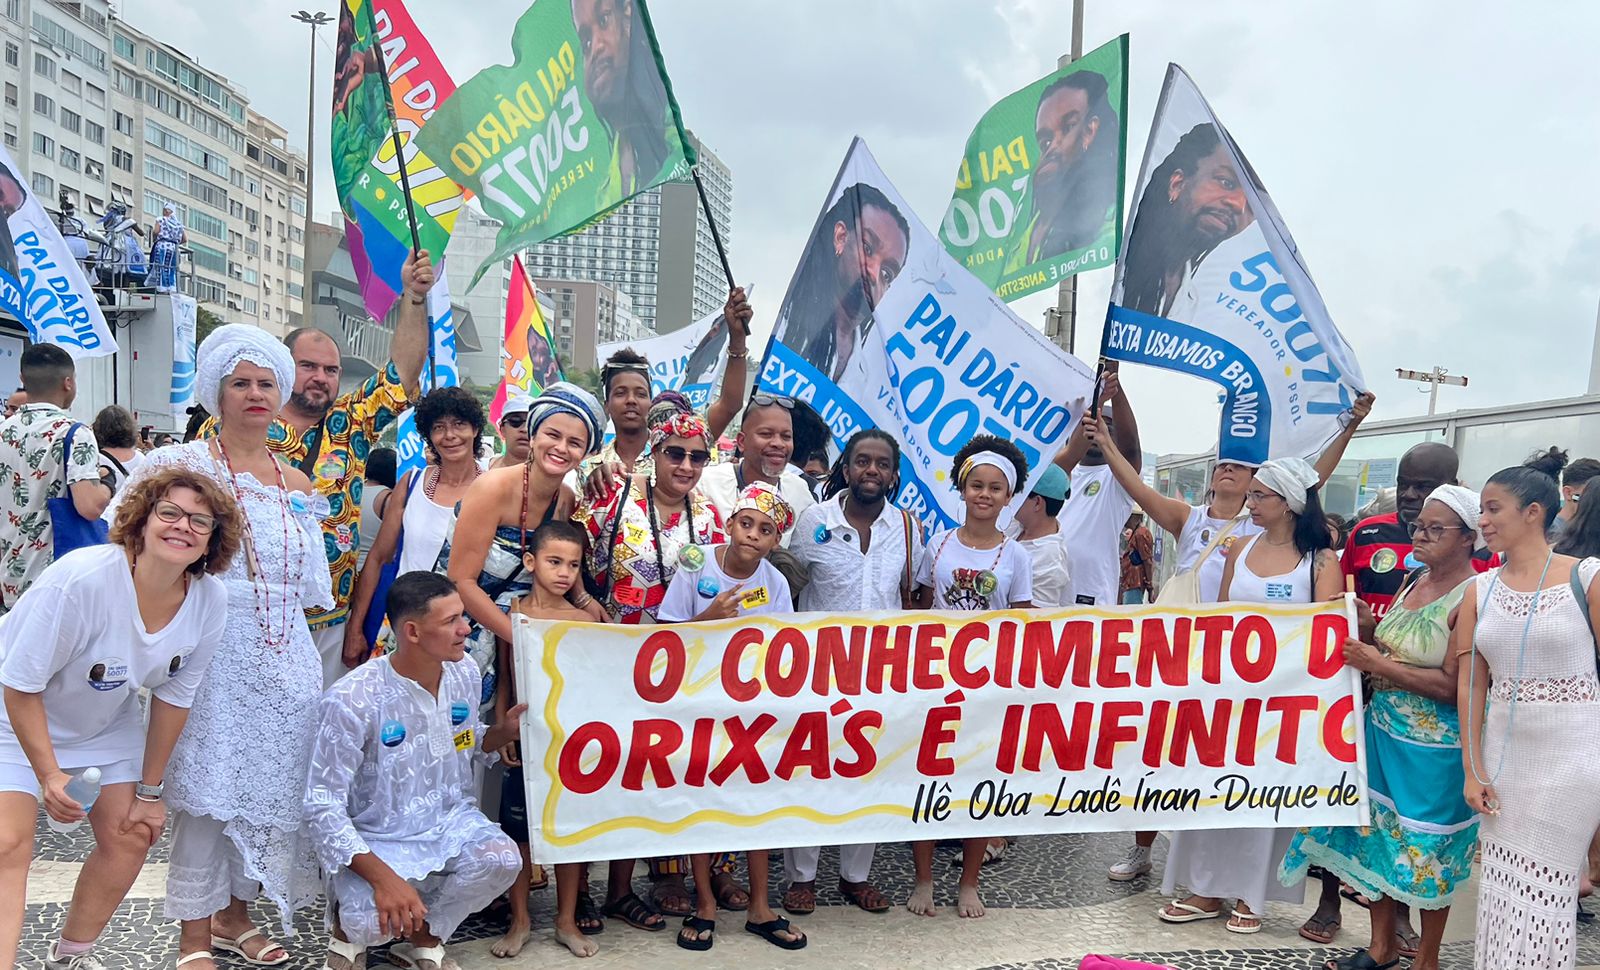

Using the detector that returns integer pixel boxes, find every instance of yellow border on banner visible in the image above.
[531,601,1353,847]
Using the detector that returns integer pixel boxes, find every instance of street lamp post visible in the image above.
[292,10,333,331]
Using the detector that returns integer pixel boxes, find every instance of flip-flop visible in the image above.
[1323,948,1399,970]
[1225,909,1262,934]
[1395,926,1420,958]
[1299,914,1341,944]
[602,891,665,931]
[676,916,715,952]
[745,917,807,950]
[1339,883,1374,909]
[1157,901,1222,923]
[209,929,290,967]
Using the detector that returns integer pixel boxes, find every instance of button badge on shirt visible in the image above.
[678,546,706,570]
[86,659,129,692]
[380,721,407,747]
[696,577,721,598]
[450,701,470,726]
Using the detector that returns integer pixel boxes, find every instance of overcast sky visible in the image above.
[121,0,1600,454]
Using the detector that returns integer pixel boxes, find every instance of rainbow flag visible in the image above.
[490,255,565,423]
[332,0,463,322]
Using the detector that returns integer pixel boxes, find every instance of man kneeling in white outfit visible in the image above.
[305,572,524,970]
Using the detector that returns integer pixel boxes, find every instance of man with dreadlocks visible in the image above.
[775,430,923,917]
[1119,122,1255,321]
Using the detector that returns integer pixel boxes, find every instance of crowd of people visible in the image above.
[0,265,1596,970]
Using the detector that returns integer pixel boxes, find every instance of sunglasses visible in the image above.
[660,445,711,467]
[750,393,796,410]
[154,500,217,535]
[501,413,527,429]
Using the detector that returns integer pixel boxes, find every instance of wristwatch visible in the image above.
[134,781,164,801]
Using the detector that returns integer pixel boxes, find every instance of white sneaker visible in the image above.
[1108,844,1153,882]
[44,943,108,970]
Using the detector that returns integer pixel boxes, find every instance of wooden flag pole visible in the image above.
[691,166,748,335]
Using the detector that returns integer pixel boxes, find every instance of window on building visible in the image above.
[2,123,15,150]
[3,42,16,67]
[243,268,258,285]
[185,209,226,241]
[86,83,104,108]
[244,239,258,255]
[111,147,133,171]
[264,244,272,260]
[30,172,53,197]
[190,242,227,274]
[287,282,303,299]
[32,132,54,158]
[33,93,54,119]
[83,158,104,181]
[113,112,133,136]
[34,52,54,80]
[288,254,304,272]
[113,33,134,61]
[60,70,80,96]
[144,192,184,218]
[3,83,15,108]
[31,14,105,72]
[113,68,136,96]
[191,276,226,306]
[84,121,103,145]
[60,108,80,135]
[59,147,80,171]
[242,297,258,315]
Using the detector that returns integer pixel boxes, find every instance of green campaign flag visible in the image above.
[416,0,694,284]
[938,34,1128,301]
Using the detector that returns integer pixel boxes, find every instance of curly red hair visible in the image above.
[107,468,244,575]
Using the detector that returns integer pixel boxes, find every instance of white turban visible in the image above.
[1426,484,1486,550]
[1254,457,1320,514]
[196,323,295,416]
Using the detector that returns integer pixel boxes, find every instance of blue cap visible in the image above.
[1031,464,1071,501]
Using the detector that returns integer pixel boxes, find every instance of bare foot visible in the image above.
[906,881,936,917]
[490,916,531,959]
[957,884,985,918]
[554,925,599,959]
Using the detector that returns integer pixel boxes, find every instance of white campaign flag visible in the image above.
[594,292,747,413]
[0,145,114,357]
[395,265,459,476]
[169,293,197,422]
[1104,65,1365,465]
[758,138,1096,535]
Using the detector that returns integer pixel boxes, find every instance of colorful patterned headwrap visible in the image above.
[731,480,795,534]
[527,382,605,455]
[649,411,712,452]
[645,390,695,436]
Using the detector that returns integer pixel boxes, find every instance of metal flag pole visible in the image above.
[691,166,748,335]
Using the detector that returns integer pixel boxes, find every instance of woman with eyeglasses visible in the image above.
[1158,457,1342,935]
[1281,486,1485,970]
[1452,465,1600,969]
[0,469,239,970]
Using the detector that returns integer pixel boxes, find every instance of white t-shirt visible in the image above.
[696,462,817,546]
[1056,463,1136,606]
[656,545,795,622]
[916,530,1034,611]
[1017,531,1072,609]
[0,545,228,769]
[1174,505,1262,603]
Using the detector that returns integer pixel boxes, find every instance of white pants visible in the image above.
[312,622,350,690]
[783,844,876,885]
[328,832,520,947]
[165,811,263,923]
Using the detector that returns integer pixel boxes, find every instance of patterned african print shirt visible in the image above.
[201,360,413,628]
[0,405,103,611]
[574,477,724,624]
[578,440,655,490]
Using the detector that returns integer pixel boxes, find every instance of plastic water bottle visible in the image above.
[45,767,101,834]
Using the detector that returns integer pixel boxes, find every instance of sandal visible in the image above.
[529,864,548,891]
[388,942,459,970]
[575,891,605,935]
[1225,908,1262,935]
[782,880,816,916]
[981,837,1009,865]
[1339,882,1374,909]
[1322,948,1399,970]
[602,891,665,932]
[648,875,694,917]
[709,872,749,911]
[1395,925,1420,958]
[1298,913,1341,944]
[1157,900,1222,923]
[176,953,215,970]
[322,939,364,970]
[210,928,290,967]
[839,879,891,914]
[745,917,807,950]
[676,916,715,952]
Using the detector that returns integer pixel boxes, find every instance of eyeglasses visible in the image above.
[1407,521,1466,541]
[749,393,795,410]
[1244,490,1283,504]
[660,445,711,467]
[501,413,528,429]
[154,501,216,535]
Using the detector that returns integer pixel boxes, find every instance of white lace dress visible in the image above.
[112,442,334,929]
[1471,558,1600,969]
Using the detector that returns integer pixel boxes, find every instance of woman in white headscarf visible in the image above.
[150,203,186,294]
[110,324,332,969]
[1158,457,1343,934]
[1281,485,1483,970]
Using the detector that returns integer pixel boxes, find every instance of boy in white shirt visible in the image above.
[1012,464,1073,608]
[306,572,524,970]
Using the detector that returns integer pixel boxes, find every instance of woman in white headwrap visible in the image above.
[1281,484,1483,970]
[110,324,333,969]
[150,203,186,294]
[1158,457,1343,934]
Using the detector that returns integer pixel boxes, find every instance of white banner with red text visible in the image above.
[514,599,1368,864]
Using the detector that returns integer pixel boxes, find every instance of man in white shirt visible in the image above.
[305,572,523,970]
[697,394,816,543]
[783,430,920,915]
[1052,367,1140,607]
[1013,464,1073,608]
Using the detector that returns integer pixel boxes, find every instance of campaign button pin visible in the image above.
[380,721,407,747]
[697,577,721,598]
[450,701,470,726]
[814,524,831,544]
[678,545,706,570]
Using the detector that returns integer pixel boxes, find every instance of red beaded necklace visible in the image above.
[213,436,303,651]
